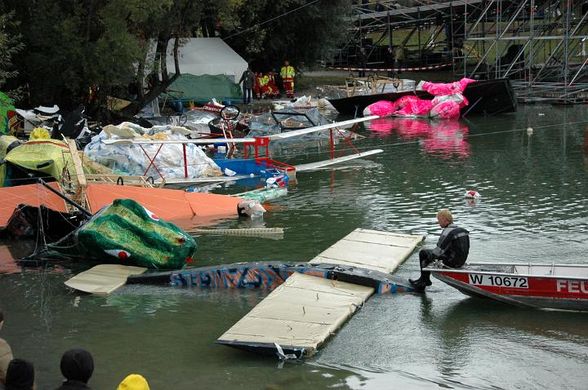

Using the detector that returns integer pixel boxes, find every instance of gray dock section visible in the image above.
[217,272,373,356]
[217,228,424,356]
[310,228,425,274]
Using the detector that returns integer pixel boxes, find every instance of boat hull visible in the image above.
[429,265,588,312]
[327,79,517,116]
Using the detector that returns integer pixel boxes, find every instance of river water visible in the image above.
[1,104,587,389]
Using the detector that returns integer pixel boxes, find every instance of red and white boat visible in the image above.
[425,262,588,312]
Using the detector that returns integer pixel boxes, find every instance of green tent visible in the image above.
[164,74,242,106]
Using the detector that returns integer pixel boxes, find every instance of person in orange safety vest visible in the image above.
[260,73,279,98]
[253,72,263,99]
[267,71,279,98]
[280,60,296,98]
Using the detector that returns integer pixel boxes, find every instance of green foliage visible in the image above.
[0,91,15,134]
[0,10,24,98]
[19,0,170,107]
[223,0,353,70]
[2,0,351,110]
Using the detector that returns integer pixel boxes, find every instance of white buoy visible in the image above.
[527,127,534,136]
[464,190,481,199]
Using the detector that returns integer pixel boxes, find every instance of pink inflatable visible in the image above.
[421,78,477,96]
[363,100,396,117]
[363,78,476,119]
[392,95,433,117]
[430,100,461,119]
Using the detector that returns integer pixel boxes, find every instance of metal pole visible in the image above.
[529,0,534,84]
[496,0,501,79]
[450,2,456,74]
[329,129,335,160]
[563,0,571,96]
[183,144,188,178]
[481,0,486,78]
[38,179,92,218]
[418,7,422,62]
[387,11,391,49]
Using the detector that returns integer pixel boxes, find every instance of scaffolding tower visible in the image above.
[346,0,588,103]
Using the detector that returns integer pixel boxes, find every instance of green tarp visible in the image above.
[47,198,197,269]
[164,74,242,105]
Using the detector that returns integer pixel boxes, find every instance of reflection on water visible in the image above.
[367,117,470,159]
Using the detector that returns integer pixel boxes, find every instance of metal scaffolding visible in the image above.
[344,0,588,103]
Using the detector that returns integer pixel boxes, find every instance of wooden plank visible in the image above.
[295,149,383,172]
[309,229,424,274]
[67,139,87,188]
[217,273,373,356]
[64,264,147,295]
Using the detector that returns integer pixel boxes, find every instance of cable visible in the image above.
[268,118,588,160]
[224,0,322,40]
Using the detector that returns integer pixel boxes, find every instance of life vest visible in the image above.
[280,65,295,80]
[445,227,470,268]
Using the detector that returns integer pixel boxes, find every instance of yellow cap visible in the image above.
[117,374,150,390]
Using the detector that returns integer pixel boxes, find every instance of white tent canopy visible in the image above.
[164,38,247,82]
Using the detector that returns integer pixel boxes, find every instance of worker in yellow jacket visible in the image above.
[280,60,296,98]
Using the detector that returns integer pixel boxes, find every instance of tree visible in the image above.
[222,0,353,71]
[4,0,350,115]
[14,0,174,110]
[7,0,229,116]
[0,10,24,99]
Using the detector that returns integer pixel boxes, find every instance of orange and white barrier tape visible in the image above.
[328,63,453,72]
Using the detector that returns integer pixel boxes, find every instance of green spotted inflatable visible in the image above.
[48,199,196,269]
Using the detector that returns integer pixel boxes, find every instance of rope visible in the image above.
[277,119,588,161]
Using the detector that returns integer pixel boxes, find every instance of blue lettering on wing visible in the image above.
[237,267,262,288]
[200,272,212,287]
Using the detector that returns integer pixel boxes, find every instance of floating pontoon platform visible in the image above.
[216,272,373,357]
[216,228,424,357]
[64,264,147,295]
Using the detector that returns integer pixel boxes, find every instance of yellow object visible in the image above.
[106,96,132,111]
[149,132,168,140]
[29,127,51,140]
[0,135,20,159]
[280,65,295,79]
[117,374,150,390]
[4,139,73,183]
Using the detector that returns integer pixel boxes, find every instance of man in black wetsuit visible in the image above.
[409,209,470,292]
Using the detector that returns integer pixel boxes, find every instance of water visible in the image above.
[1,104,587,389]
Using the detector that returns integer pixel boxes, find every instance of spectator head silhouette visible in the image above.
[5,358,34,390]
[60,349,94,384]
